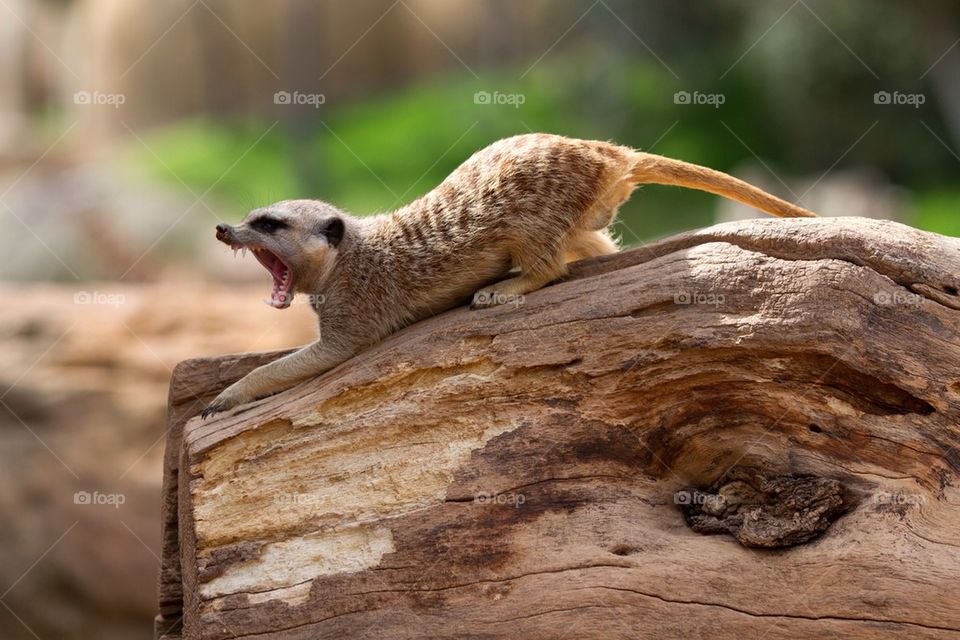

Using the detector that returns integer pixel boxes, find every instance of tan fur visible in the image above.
[202,133,816,417]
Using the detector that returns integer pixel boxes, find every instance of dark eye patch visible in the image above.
[250,217,287,233]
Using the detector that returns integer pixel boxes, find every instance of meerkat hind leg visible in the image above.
[564,229,619,262]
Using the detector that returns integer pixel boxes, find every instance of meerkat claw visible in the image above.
[200,403,221,420]
[201,396,236,419]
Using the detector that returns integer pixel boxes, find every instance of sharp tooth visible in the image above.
[242,248,248,257]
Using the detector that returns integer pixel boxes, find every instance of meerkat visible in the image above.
[201,133,815,418]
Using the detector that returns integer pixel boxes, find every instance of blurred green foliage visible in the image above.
[915,190,960,237]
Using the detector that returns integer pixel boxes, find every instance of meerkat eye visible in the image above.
[250,217,286,233]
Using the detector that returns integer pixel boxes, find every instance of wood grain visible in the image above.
[157,218,960,639]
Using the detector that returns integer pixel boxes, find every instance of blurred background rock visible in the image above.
[0,0,957,637]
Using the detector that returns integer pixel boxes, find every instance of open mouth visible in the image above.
[231,244,294,309]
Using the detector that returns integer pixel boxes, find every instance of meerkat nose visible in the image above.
[216,224,231,240]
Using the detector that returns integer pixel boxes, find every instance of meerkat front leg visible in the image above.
[470,247,566,309]
[470,272,553,309]
[471,249,568,310]
[201,340,351,418]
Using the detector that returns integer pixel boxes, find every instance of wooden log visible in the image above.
[157,218,960,639]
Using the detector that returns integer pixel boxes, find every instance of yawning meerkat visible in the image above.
[202,133,815,418]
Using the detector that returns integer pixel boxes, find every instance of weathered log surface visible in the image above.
[158,218,960,639]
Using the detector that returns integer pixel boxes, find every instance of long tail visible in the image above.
[630,152,816,218]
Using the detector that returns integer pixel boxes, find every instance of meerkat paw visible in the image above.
[471,273,552,310]
[201,399,231,419]
[470,288,526,310]
[201,389,244,419]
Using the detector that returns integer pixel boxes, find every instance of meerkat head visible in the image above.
[215,199,350,309]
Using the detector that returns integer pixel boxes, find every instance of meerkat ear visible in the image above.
[318,217,345,247]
